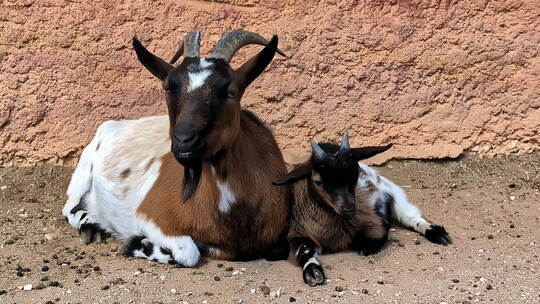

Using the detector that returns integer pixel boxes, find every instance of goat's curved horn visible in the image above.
[210,29,286,63]
[310,141,326,160]
[338,130,351,153]
[170,31,201,64]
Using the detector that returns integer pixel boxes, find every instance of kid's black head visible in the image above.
[273,131,392,219]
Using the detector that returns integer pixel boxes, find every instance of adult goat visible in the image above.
[62,30,290,266]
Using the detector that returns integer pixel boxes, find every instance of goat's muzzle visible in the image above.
[171,136,203,167]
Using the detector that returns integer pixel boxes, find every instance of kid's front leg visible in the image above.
[290,237,325,286]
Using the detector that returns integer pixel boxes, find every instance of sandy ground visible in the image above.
[0,154,538,304]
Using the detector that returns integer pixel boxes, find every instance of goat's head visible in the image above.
[273,131,392,219]
[132,30,285,199]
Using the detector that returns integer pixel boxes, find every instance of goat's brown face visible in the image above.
[272,131,393,219]
[163,58,238,165]
[132,30,283,199]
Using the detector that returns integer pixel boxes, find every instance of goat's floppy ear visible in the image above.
[272,161,311,186]
[351,144,393,161]
[234,35,283,91]
[133,37,173,81]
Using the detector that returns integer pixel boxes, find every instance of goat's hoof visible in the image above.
[358,238,386,256]
[425,225,452,245]
[303,264,325,286]
[79,223,105,245]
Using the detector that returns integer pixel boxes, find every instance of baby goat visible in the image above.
[273,131,452,286]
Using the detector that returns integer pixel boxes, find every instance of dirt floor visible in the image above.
[0,154,538,304]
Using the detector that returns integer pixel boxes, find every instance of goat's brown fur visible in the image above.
[288,177,387,253]
[137,112,290,260]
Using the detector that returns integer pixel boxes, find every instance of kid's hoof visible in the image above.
[425,225,452,245]
[303,264,325,286]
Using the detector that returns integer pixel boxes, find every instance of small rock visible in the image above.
[35,283,45,290]
[232,270,240,275]
[486,284,493,290]
[250,289,256,294]
[0,290,6,295]
[225,266,234,271]
[289,296,296,302]
[377,280,384,285]
[43,259,50,264]
[93,266,101,271]
[42,266,50,272]
[508,183,517,188]
[398,242,405,247]
[487,235,494,240]
[415,240,421,245]
[260,285,270,296]
[509,224,515,228]
[451,279,459,283]
[23,284,32,291]
[171,288,177,293]
[48,281,60,287]
[335,286,344,292]
[101,285,110,290]
[217,263,224,268]
[214,276,221,281]
[133,271,141,276]
[362,289,369,294]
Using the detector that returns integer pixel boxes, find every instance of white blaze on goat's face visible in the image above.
[186,59,214,92]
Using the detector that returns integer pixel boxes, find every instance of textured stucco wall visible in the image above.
[1,0,539,165]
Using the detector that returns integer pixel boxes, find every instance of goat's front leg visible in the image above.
[290,237,325,286]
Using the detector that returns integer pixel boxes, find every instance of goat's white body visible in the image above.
[62,115,200,266]
[357,163,432,235]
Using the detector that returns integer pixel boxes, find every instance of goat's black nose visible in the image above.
[342,205,355,216]
[174,132,199,148]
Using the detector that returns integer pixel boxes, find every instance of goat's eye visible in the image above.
[314,180,322,186]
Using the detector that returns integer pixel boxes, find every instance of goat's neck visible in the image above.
[207,122,257,183]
